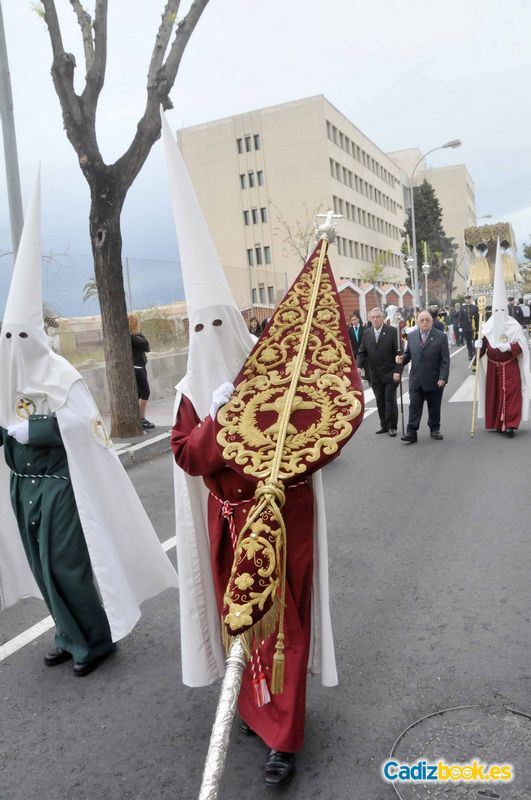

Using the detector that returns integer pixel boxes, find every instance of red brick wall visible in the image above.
[339,287,360,323]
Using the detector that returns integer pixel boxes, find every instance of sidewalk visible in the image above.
[103,395,175,467]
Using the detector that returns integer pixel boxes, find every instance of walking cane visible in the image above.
[470,296,487,438]
[397,318,405,436]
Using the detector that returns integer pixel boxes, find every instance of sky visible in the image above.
[0,0,530,312]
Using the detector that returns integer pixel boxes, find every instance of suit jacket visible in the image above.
[459,303,479,333]
[401,327,450,391]
[357,324,401,384]
[508,304,525,326]
[348,323,365,357]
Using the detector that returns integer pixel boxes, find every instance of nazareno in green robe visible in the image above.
[0,414,113,663]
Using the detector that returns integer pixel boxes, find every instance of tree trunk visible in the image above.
[89,177,141,438]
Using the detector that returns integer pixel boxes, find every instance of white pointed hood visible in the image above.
[0,172,80,428]
[482,238,521,346]
[160,111,254,419]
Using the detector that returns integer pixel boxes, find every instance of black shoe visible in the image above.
[44,648,72,667]
[264,750,296,787]
[73,648,115,677]
[141,418,155,429]
[430,431,444,440]
[506,428,516,438]
[375,427,388,434]
[239,720,256,736]
[388,428,397,437]
[401,432,417,444]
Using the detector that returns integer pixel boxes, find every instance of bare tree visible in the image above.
[39,1,209,436]
[272,201,325,264]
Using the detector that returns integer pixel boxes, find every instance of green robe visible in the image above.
[1,414,113,663]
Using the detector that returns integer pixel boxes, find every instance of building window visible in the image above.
[335,161,341,180]
[338,198,344,215]
[326,120,332,140]
[330,158,335,178]
[243,210,250,225]
[264,245,271,264]
[255,246,263,265]
[354,241,359,258]
[248,171,255,187]
[259,284,265,303]
[236,138,243,154]
[257,170,264,186]
[252,287,257,304]
[240,173,246,189]
[331,125,338,144]
[254,134,261,150]
[349,240,353,258]
[337,237,342,256]
[245,135,252,152]
[267,286,275,304]
[260,206,268,223]
[252,208,259,224]
[247,248,254,266]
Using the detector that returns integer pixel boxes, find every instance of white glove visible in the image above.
[209,382,235,420]
[474,340,483,350]
[7,420,30,444]
[496,342,511,353]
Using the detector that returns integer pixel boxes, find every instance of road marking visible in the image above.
[449,375,476,402]
[0,616,55,662]
[0,535,178,663]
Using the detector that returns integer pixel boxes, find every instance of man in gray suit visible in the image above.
[396,310,450,443]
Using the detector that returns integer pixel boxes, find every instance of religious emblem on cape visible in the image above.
[214,237,364,691]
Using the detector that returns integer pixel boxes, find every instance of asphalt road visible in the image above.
[1,345,530,800]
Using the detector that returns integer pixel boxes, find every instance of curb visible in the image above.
[114,430,172,467]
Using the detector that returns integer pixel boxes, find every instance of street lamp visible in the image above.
[422,262,431,306]
[408,139,462,309]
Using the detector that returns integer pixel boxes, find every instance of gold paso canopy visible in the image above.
[214,238,364,691]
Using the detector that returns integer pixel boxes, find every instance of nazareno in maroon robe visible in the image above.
[172,394,314,752]
[480,338,523,430]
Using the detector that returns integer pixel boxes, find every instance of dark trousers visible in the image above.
[463,329,474,359]
[372,378,398,429]
[407,387,444,433]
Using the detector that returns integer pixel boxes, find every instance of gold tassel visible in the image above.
[271,633,285,694]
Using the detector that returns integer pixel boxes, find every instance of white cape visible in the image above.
[0,379,178,640]
[172,390,338,688]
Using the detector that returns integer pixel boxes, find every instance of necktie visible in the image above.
[421,332,427,347]
[374,328,380,343]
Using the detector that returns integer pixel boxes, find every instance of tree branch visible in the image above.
[69,0,94,71]
[112,0,210,189]
[147,0,180,85]
[163,0,210,98]
[41,1,83,126]
[83,0,108,111]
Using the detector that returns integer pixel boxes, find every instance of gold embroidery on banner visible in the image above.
[216,254,362,482]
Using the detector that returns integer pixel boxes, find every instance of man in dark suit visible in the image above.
[507,297,524,327]
[357,307,402,437]
[459,295,479,360]
[396,310,450,443]
[347,312,365,359]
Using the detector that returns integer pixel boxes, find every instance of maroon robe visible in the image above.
[480,338,523,430]
[171,395,314,752]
